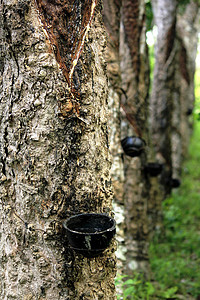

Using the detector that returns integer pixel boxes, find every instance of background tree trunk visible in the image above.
[151,0,199,190]
[175,1,200,173]
[102,0,127,273]
[120,0,150,275]
[0,0,116,299]
[149,0,200,236]
[150,0,178,196]
[104,0,151,276]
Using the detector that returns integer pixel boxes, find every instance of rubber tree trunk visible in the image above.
[150,0,178,196]
[149,1,199,231]
[103,0,151,276]
[102,0,126,273]
[120,0,150,275]
[0,0,117,299]
[173,0,200,177]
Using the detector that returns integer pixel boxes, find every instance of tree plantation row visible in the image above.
[0,0,199,299]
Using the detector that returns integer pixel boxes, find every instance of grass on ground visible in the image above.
[149,120,200,299]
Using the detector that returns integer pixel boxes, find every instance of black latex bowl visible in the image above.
[171,178,181,188]
[144,162,163,177]
[63,213,116,257]
[121,136,146,157]
[186,108,193,116]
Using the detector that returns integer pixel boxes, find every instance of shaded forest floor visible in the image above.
[116,120,200,299]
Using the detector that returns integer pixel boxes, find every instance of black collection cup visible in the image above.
[63,213,116,257]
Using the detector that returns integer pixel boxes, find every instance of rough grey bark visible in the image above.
[173,0,200,176]
[102,0,126,273]
[120,0,150,275]
[150,0,178,195]
[149,0,200,233]
[103,0,152,277]
[0,0,116,299]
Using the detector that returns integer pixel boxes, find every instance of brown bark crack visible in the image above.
[165,19,176,62]
[179,42,190,85]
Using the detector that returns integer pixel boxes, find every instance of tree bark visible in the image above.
[150,0,178,195]
[149,0,200,233]
[174,0,200,175]
[103,0,151,277]
[0,0,116,299]
[120,0,150,275]
[102,0,126,274]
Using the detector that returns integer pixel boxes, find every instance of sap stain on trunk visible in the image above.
[34,0,97,118]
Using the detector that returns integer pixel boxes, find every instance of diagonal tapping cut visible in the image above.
[34,0,97,117]
[69,0,97,86]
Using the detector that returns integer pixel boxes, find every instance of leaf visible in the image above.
[123,279,137,286]
[115,274,128,285]
[123,286,136,299]
[162,286,178,298]
[145,282,155,295]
